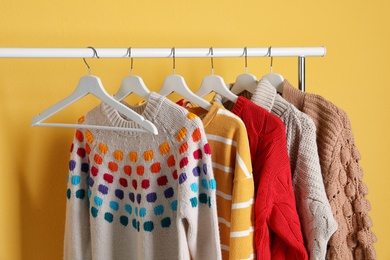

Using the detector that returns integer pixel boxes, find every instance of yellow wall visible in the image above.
[1,1,389,259]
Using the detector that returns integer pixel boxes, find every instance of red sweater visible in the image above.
[226,96,308,260]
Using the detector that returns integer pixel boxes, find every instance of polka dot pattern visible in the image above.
[77,148,86,158]
[94,154,103,165]
[176,127,187,141]
[143,150,154,161]
[129,152,138,162]
[99,143,108,154]
[159,142,170,155]
[123,165,131,176]
[167,155,175,167]
[67,128,216,234]
[85,130,94,143]
[187,112,197,120]
[85,143,91,155]
[113,150,124,161]
[150,162,161,173]
[108,162,118,172]
[192,128,201,142]
[179,142,188,154]
[137,166,144,176]
[75,130,84,142]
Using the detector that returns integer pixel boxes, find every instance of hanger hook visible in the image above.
[268,46,274,74]
[172,47,176,74]
[83,46,100,75]
[127,47,134,75]
[210,47,214,75]
[244,47,248,74]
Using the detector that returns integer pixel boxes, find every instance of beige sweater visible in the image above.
[281,80,376,260]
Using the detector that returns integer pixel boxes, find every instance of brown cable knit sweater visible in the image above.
[281,80,376,260]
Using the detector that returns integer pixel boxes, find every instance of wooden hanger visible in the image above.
[114,48,151,101]
[195,47,238,102]
[158,48,212,110]
[31,48,158,134]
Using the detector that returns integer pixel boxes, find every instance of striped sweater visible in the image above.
[188,102,255,260]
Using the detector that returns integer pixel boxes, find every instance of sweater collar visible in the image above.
[281,80,305,111]
[100,92,163,134]
[230,95,250,117]
[187,102,221,128]
[251,78,293,118]
[251,78,277,112]
[213,91,254,118]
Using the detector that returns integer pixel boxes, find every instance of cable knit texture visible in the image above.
[282,80,376,260]
[214,94,308,260]
[64,92,221,260]
[187,103,255,260]
[234,78,337,260]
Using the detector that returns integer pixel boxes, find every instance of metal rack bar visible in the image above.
[0,47,326,91]
[0,47,326,58]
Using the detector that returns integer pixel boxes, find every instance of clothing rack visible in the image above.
[0,47,326,91]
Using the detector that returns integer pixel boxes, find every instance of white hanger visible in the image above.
[230,47,258,94]
[31,47,158,134]
[262,47,284,93]
[195,47,238,103]
[114,48,151,101]
[158,48,212,110]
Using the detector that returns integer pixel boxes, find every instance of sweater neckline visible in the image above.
[251,78,277,112]
[251,78,293,118]
[187,102,221,128]
[281,80,305,111]
[100,92,163,135]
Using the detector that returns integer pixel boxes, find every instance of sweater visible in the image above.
[187,102,255,260]
[238,78,337,259]
[213,94,308,260]
[281,80,376,260]
[64,92,222,260]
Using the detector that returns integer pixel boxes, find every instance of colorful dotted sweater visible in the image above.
[64,92,221,260]
[187,102,255,260]
[214,94,308,260]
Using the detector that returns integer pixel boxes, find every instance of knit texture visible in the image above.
[187,102,255,260]
[213,94,308,260]
[282,80,376,260]
[240,78,336,260]
[64,92,222,260]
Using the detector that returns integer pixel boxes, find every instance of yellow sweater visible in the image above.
[188,102,255,260]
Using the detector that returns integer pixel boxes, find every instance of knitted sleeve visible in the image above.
[292,117,338,259]
[229,119,255,259]
[64,129,92,260]
[255,124,308,260]
[326,115,376,260]
[176,115,221,260]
